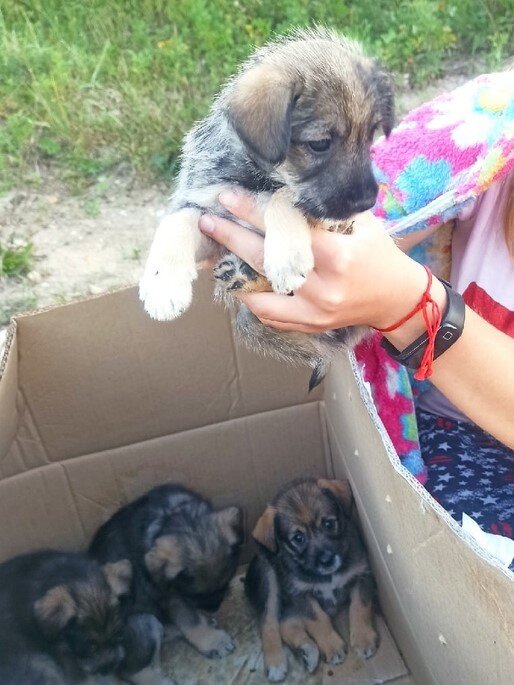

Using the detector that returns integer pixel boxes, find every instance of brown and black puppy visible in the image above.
[245,478,378,682]
[0,550,131,685]
[140,27,394,389]
[89,484,243,685]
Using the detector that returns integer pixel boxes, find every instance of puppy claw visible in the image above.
[202,628,235,659]
[264,251,314,294]
[351,626,379,659]
[139,266,195,321]
[299,642,320,673]
[266,659,288,682]
[322,635,348,665]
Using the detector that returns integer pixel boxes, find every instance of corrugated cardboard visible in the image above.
[0,274,512,684]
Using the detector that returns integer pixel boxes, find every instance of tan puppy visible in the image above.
[245,478,379,681]
[140,27,393,388]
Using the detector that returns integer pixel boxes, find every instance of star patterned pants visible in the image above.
[416,410,514,544]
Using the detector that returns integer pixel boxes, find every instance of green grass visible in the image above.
[1,0,512,192]
[0,239,34,278]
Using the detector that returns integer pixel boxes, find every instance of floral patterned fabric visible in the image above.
[356,72,514,483]
[373,71,514,237]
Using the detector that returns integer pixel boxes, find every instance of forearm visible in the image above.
[386,299,514,449]
[430,308,514,449]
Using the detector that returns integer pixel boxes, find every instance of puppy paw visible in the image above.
[139,263,195,320]
[264,249,314,294]
[321,633,348,665]
[213,254,270,299]
[351,624,379,659]
[199,627,235,659]
[299,641,320,673]
[265,653,288,682]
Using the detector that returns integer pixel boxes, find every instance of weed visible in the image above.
[82,178,109,216]
[83,198,100,218]
[0,239,34,278]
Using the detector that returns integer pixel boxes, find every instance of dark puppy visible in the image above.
[246,478,378,682]
[89,484,243,685]
[0,550,131,685]
[140,27,394,389]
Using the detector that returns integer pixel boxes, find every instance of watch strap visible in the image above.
[380,279,465,370]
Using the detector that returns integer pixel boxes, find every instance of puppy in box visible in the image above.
[0,550,131,685]
[139,27,394,389]
[246,478,379,682]
[89,484,243,685]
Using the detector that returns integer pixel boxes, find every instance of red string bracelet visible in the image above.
[376,265,442,380]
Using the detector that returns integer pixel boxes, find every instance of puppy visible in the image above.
[89,484,243,685]
[0,550,131,685]
[245,478,379,682]
[139,27,394,389]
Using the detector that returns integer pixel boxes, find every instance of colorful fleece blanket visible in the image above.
[358,71,514,483]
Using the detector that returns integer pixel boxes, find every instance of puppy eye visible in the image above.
[291,530,305,545]
[307,138,331,153]
[322,517,337,532]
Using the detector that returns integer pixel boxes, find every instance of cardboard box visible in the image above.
[0,275,512,684]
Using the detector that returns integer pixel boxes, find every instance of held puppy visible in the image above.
[89,484,243,685]
[245,478,379,682]
[0,550,131,685]
[140,27,394,389]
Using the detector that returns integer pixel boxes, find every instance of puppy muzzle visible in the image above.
[315,550,342,576]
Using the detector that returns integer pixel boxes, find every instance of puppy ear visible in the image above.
[215,506,243,546]
[371,63,395,137]
[228,63,299,164]
[145,535,183,581]
[318,478,353,517]
[34,585,77,635]
[102,559,132,597]
[252,506,277,552]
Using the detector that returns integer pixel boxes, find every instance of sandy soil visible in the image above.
[0,64,484,331]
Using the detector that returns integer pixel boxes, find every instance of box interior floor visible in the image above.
[0,275,512,685]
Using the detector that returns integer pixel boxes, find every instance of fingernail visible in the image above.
[199,214,215,233]
[219,190,240,208]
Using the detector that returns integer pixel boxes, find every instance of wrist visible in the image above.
[381,269,447,351]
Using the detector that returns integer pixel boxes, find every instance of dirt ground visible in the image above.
[0,64,484,333]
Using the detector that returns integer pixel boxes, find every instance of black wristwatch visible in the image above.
[380,279,465,369]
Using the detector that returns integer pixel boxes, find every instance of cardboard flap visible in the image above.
[6,277,320,468]
[325,356,514,685]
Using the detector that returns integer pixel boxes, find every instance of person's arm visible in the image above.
[199,190,514,449]
[384,296,514,449]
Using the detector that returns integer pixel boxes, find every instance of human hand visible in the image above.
[199,189,444,342]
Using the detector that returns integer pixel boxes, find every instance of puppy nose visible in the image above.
[347,190,377,214]
[317,549,335,568]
